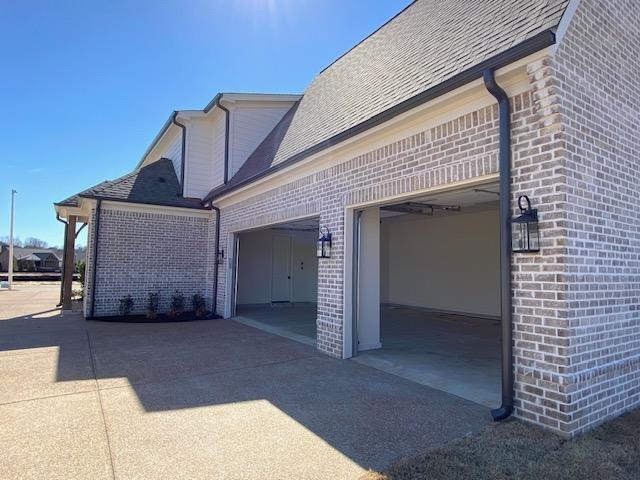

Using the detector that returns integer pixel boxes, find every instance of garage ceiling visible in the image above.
[381,183,499,218]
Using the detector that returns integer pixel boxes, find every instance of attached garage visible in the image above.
[232,217,319,345]
[352,185,502,407]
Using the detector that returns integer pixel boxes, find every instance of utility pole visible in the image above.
[8,189,16,290]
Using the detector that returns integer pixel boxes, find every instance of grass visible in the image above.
[362,409,640,480]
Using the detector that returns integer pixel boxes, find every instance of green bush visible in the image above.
[118,295,134,316]
[146,292,159,319]
[76,260,86,287]
[168,291,184,318]
[75,260,86,298]
[192,293,207,318]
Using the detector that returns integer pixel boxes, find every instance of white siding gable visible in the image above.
[143,127,182,181]
[228,102,295,177]
[183,100,295,198]
[141,98,297,200]
[183,113,223,198]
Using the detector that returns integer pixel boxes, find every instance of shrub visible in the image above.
[168,291,184,318]
[76,260,86,298]
[72,288,84,300]
[76,260,86,288]
[146,292,159,319]
[192,293,207,318]
[118,295,134,316]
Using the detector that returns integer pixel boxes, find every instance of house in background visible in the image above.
[55,0,640,438]
[0,246,62,272]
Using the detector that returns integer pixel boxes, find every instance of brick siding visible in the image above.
[548,0,640,434]
[85,206,211,316]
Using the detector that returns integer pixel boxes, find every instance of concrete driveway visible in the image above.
[0,284,491,479]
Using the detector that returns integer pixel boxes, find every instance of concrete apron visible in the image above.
[233,303,501,408]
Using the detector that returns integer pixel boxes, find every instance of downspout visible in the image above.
[210,206,221,317]
[215,97,230,184]
[55,213,68,307]
[89,200,102,319]
[483,68,513,421]
[171,112,187,195]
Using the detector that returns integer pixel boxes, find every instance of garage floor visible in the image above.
[355,306,501,408]
[235,304,317,346]
[234,304,500,408]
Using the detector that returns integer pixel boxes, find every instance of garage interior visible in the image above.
[353,186,502,408]
[233,217,319,347]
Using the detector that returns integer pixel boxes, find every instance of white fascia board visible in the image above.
[221,93,302,103]
[177,110,206,120]
[55,198,93,222]
[100,200,212,218]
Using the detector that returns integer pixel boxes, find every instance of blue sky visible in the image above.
[0,0,409,247]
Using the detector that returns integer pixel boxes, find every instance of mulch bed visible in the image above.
[88,311,222,323]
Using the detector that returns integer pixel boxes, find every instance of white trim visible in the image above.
[222,93,302,103]
[214,49,548,208]
[342,208,355,359]
[54,197,94,221]
[100,200,212,218]
[224,233,239,318]
[550,0,581,55]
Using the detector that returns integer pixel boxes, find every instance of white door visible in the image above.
[272,235,292,302]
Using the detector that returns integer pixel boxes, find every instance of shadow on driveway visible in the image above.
[0,285,491,478]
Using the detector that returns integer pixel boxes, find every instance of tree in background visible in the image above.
[23,237,48,248]
[0,236,23,247]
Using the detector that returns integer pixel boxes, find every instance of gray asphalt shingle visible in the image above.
[205,0,569,201]
[56,158,204,210]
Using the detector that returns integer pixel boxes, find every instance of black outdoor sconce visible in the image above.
[216,249,225,265]
[512,195,540,253]
[317,226,332,258]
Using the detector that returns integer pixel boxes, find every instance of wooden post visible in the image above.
[62,215,77,310]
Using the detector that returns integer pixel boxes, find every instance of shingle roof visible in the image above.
[10,247,61,261]
[56,158,205,210]
[205,0,568,201]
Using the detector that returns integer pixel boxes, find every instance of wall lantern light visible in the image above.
[216,249,225,265]
[317,226,332,258]
[512,195,540,253]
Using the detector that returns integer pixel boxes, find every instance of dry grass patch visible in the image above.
[363,409,640,480]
